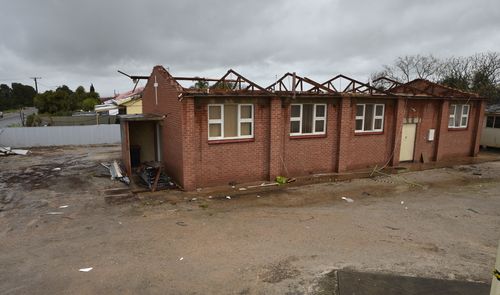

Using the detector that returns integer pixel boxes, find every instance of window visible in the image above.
[448,104,469,128]
[208,104,253,140]
[290,104,327,135]
[486,116,494,128]
[487,115,500,129]
[355,104,384,132]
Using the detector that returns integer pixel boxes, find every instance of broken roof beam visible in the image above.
[267,73,335,94]
[313,74,395,96]
[212,69,270,93]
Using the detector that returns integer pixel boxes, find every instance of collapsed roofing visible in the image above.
[121,67,484,100]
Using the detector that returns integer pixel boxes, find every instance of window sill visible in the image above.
[289,134,327,139]
[447,127,468,131]
[208,138,255,145]
[354,131,384,136]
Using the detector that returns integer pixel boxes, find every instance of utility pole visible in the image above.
[30,77,41,93]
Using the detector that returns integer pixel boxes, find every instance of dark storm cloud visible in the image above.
[0,0,499,95]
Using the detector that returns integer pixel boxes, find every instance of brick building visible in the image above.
[119,66,486,190]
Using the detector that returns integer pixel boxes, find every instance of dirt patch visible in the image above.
[0,146,500,294]
[260,256,301,283]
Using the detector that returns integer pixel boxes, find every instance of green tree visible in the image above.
[11,83,36,107]
[34,85,100,114]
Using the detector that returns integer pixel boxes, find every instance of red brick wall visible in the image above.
[191,98,271,188]
[282,101,338,175]
[437,100,481,159]
[142,66,185,185]
[345,99,397,170]
[407,100,440,161]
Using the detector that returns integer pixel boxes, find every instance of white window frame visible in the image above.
[448,104,469,128]
[290,103,327,136]
[355,103,385,133]
[208,104,254,140]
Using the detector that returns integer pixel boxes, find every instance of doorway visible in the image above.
[399,123,416,162]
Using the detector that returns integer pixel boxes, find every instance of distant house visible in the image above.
[481,104,500,148]
[95,87,144,115]
[119,65,486,190]
[114,87,144,115]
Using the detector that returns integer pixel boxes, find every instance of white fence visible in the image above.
[0,125,121,147]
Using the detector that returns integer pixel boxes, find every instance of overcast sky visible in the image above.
[0,0,499,97]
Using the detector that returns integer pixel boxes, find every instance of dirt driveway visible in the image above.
[0,145,499,294]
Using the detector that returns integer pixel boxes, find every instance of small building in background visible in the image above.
[481,104,500,148]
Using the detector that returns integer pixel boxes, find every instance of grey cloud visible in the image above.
[0,0,499,96]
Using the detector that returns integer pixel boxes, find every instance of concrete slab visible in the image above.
[337,270,490,295]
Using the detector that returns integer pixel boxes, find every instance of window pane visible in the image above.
[355,119,363,131]
[461,117,467,127]
[356,105,364,116]
[209,124,221,137]
[494,117,500,128]
[302,104,314,133]
[462,105,469,115]
[291,105,301,117]
[449,105,456,115]
[374,118,382,130]
[316,105,325,117]
[240,105,252,119]
[454,106,461,127]
[486,116,494,128]
[290,121,300,133]
[315,120,325,132]
[208,105,221,119]
[364,104,374,131]
[448,117,454,127]
[375,105,384,116]
[224,105,238,137]
[240,122,252,135]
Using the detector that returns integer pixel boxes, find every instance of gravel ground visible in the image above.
[0,145,499,294]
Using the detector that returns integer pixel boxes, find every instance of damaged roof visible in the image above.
[124,65,486,100]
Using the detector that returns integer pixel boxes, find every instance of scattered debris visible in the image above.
[247,182,279,189]
[52,167,61,171]
[341,197,354,203]
[0,146,30,156]
[191,198,197,201]
[467,208,479,214]
[196,188,202,192]
[101,161,130,185]
[473,172,482,176]
[405,206,408,210]
[208,195,213,199]
[401,201,405,205]
[238,187,247,191]
[46,212,63,215]
[179,257,184,261]
[79,267,93,272]
[299,216,314,222]
[176,221,187,227]
[275,176,288,184]
[139,162,175,191]
[226,196,231,200]
[385,226,400,230]
[257,195,261,198]
[58,205,69,209]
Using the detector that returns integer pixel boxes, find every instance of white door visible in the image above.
[399,123,417,162]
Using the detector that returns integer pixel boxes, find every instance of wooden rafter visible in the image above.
[267,73,335,94]
[212,69,269,93]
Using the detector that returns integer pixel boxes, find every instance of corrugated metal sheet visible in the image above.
[0,125,121,147]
